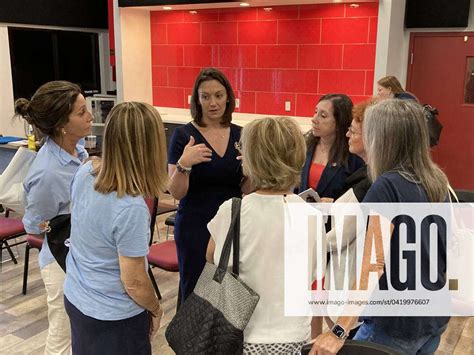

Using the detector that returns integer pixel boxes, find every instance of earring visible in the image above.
[62,129,67,135]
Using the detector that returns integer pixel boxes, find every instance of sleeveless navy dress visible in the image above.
[168,122,243,302]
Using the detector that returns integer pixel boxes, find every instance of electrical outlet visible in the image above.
[187,95,192,104]
[235,98,240,108]
[285,101,291,112]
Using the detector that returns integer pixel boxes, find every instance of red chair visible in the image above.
[22,234,43,294]
[144,197,179,302]
[0,209,27,265]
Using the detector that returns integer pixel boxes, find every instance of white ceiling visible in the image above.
[135,0,378,11]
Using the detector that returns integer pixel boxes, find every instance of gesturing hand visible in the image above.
[179,136,213,168]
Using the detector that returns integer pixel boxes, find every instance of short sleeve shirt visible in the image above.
[22,138,88,269]
[64,162,150,321]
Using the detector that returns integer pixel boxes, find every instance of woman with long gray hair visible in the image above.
[310,99,449,354]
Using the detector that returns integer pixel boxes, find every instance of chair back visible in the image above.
[26,234,43,250]
[144,197,158,246]
[454,189,474,202]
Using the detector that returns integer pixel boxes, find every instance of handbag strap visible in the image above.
[448,184,459,203]
[213,197,241,283]
[232,198,241,276]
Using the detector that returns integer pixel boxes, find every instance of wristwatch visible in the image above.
[331,324,349,340]
[176,160,192,176]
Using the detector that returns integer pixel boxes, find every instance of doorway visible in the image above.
[406,32,474,190]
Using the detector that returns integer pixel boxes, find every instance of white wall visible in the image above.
[0,26,21,137]
[114,2,152,104]
[375,0,474,91]
[0,24,113,137]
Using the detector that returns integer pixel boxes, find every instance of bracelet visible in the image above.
[176,160,192,175]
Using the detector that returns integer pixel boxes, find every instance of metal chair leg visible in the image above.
[22,244,31,295]
[4,241,18,264]
[0,240,18,264]
[147,266,162,300]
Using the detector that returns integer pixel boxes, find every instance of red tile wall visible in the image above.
[151,2,378,117]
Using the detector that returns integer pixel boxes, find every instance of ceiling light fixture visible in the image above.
[189,10,198,14]
[163,6,172,10]
[240,2,250,7]
[263,7,272,12]
[349,3,360,8]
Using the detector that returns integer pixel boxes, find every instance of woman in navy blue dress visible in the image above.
[168,68,247,302]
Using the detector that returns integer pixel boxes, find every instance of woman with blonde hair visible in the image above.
[311,99,449,355]
[206,117,326,354]
[64,102,167,355]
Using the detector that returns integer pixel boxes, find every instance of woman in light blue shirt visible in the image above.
[18,81,93,355]
[64,102,167,355]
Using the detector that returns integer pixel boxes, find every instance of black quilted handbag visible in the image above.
[165,198,260,354]
[45,214,71,272]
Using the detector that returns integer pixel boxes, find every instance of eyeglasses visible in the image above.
[347,126,362,136]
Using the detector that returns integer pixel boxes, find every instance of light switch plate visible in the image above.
[285,101,291,111]
[235,98,240,108]
[187,95,192,104]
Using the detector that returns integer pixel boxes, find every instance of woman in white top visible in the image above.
[206,116,326,354]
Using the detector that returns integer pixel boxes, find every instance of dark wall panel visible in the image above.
[405,0,470,28]
[9,27,101,99]
[0,0,108,29]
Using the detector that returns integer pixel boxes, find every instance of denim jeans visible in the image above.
[353,319,448,355]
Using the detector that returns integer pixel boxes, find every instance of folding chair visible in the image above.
[22,234,43,294]
[144,197,179,302]
[0,208,27,265]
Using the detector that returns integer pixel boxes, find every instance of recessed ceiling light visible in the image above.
[163,6,172,11]
[240,2,250,7]
[189,10,198,14]
[349,3,360,8]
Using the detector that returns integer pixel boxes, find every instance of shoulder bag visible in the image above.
[165,198,260,354]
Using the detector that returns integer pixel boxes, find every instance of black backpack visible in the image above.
[422,104,443,147]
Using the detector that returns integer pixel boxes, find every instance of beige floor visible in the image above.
[0,209,472,354]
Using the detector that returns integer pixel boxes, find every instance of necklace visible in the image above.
[192,121,226,138]
[202,127,227,139]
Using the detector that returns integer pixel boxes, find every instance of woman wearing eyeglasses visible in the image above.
[322,98,377,338]
[299,94,364,201]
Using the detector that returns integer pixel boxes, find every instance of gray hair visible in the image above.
[363,99,448,202]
